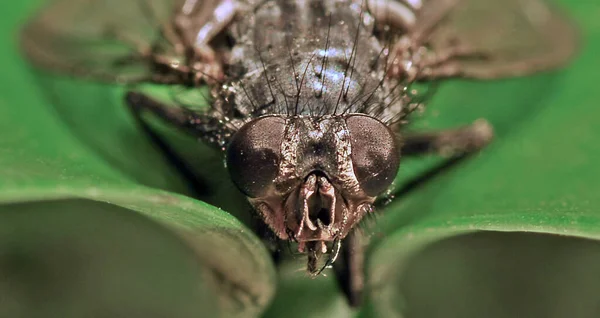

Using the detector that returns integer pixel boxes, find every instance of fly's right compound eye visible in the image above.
[226,116,286,198]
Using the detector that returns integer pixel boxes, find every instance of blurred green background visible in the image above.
[1,0,599,317]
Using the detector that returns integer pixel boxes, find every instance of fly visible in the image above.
[21,0,578,307]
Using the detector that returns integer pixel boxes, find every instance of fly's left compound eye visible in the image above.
[346,115,400,197]
[226,116,286,198]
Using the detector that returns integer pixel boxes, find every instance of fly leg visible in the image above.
[394,119,494,198]
[333,229,366,307]
[365,0,420,31]
[171,0,261,84]
[366,0,490,81]
[401,119,494,157]
[125,91,234,196]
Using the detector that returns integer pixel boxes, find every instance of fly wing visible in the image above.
[20,0,223,83]
[414,0,579,79]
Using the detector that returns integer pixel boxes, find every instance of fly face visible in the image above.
[226,114,399,272]
[20,0,579,307]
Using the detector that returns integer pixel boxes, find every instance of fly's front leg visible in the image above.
[125,91,233,196]
[333,229,366,307]
[401,119,494,157]
[127,91,200,132]
[126,91,233,146]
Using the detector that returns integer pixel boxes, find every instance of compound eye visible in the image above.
[346,115,400,197]
[226,116,286,198]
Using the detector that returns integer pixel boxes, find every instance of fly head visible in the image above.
[226,114,400,274]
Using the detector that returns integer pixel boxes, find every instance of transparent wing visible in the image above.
[414,0,579,79]
[20,0,223,83]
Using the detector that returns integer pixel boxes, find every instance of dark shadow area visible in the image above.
[399,231,600,318]
[0,199,215,318]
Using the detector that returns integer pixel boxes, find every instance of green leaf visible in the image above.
[2,0,599,317]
